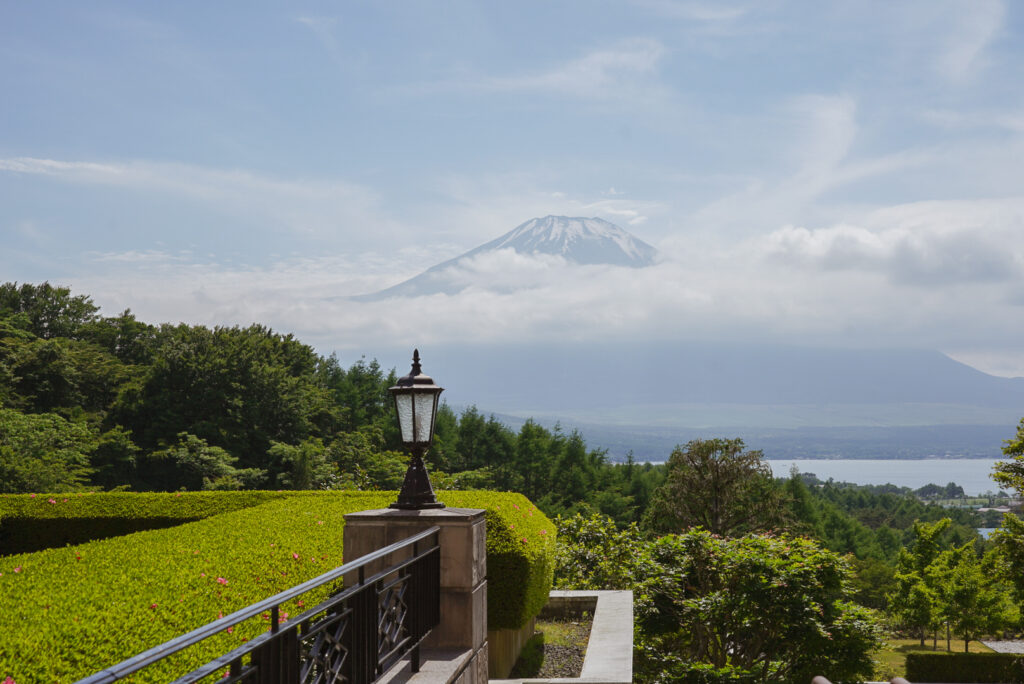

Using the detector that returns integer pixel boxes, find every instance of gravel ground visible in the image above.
[533,642,586,678]
[982,640,1024,653]
[509,618,592,679]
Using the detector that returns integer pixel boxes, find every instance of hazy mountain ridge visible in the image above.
[393,341,1024,461]
[424,342,1024,412]
[354,215,658,301]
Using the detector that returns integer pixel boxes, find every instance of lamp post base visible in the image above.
[390,450,446,510]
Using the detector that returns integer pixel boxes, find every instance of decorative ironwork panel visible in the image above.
[299,609,352,684]
[74,527,441,684]
[377,574,410,664]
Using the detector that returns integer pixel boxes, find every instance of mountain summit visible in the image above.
[354,215,658,300]
[466,215,658,267]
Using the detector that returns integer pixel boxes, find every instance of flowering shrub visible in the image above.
[0,490,554,683]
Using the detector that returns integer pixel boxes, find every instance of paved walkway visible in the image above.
[981,640,1024,653]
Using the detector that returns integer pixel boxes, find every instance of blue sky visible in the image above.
[2,1,1024,375]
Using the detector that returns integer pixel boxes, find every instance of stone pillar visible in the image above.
[343,507,488,683]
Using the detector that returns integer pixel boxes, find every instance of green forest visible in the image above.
[5,281,1024,682]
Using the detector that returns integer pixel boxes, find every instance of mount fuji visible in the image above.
[354,215,658,301]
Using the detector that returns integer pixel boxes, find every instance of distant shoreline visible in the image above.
[639,457,1006,496]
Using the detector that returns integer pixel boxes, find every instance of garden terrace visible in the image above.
[0,490,555,683]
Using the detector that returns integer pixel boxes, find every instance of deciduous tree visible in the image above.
[0,408,96,492]
[993,418,1024,496]
[643,438,790,536]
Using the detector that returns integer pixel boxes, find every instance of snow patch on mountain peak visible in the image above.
[473,215,658,267]
[351,215,659,300]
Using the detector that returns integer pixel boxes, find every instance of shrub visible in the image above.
[905,652,1024,683]
[0,490,305,554]
[0,490,554,682]
[444,492,556,630]
[554,514,882,683]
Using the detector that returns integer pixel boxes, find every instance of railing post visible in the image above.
[251,625,299,684]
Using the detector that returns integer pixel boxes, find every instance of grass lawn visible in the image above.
[874,637,994,680]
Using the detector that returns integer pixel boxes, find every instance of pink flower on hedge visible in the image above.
[150,603,158,609]
[12,566,21,574]
[520,538,527,544]
[297,600,305,608]
[4,676,15,684]
[539,529,547,535]
[30,493,36,498]
[216,577,228,585]
[226,626,234,634]
[316,520,324,525]
[292,553,299,560]
[47,498,56,504]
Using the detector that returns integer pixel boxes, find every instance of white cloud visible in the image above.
[634,0,748,23]
[937,0,1005,82]
[488,38,665,97]
[393,38,674,104]
[922,107,1024,134]
[0,156,404,249]
[760,198,1024,285]
[422,173,667,248]
[58,189,1024,381]
[296,15,356,74]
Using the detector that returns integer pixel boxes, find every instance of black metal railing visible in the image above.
[77,526,441,684]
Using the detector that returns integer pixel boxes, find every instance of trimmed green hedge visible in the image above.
[0,490,554,683]
[906,652,1024,683]
[0,491,310,554]
[442,492,556,630]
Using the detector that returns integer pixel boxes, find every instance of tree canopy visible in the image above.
[643,438,790,536]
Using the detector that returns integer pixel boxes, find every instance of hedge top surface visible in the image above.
[0,490,314,520]
[0,489,555,683]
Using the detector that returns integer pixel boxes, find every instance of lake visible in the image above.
[765,458,1006,495]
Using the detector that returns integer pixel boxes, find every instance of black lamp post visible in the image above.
[389,349,446,510]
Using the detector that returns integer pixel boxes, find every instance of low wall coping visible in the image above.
[492,590,633,684]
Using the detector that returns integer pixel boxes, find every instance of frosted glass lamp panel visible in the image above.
[395,394,415,443]
[413,393,436,443]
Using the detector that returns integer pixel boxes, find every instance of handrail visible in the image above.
[812,678,911,684]
[77,525,441,684]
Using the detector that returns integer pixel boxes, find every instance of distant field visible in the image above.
[874,638,993,680]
